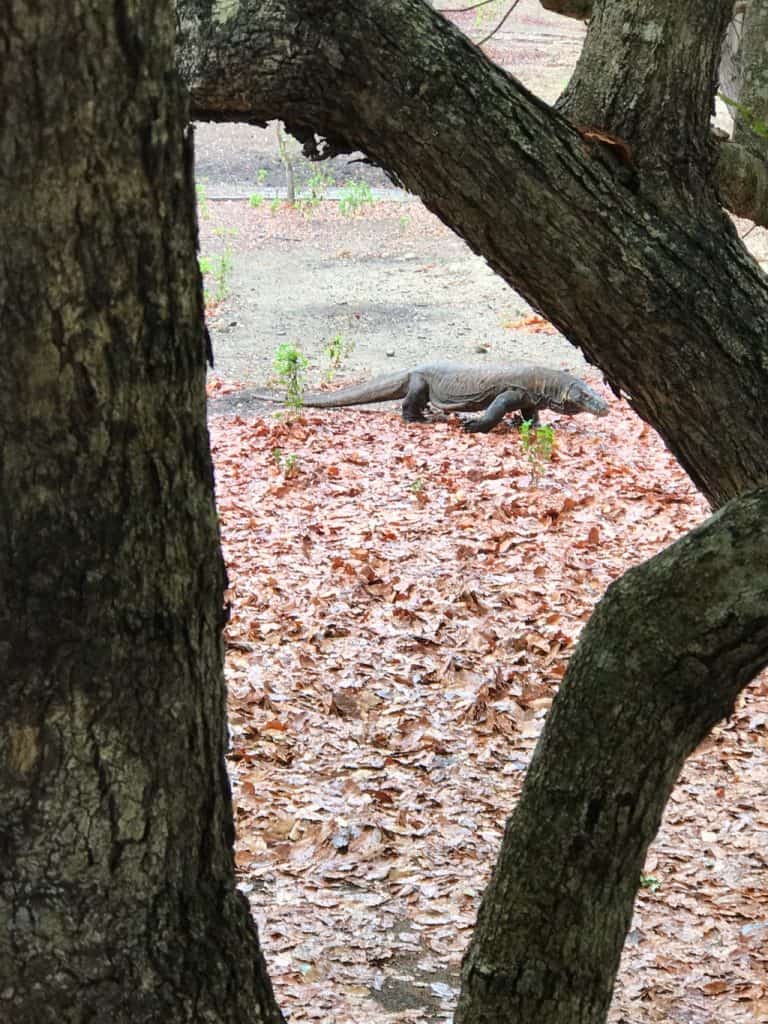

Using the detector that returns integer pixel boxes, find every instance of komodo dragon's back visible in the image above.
[249,360,608,430]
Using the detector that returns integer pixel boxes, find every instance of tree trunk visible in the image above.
[455,485,768,1023]
[178,0,768,510]
[732,0,768,157]
[0,4,283,1023]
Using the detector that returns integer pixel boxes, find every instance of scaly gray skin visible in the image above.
[253,361,609,432]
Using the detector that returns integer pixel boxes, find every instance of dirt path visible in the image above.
[196,2,597,418]
[199,200,600,418]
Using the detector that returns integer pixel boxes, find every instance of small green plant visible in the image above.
[398,214,411,233]
[198,256,212,276]
[272,447,300,477]
[297,170,334,215]
[273,343,309,411]
[409,477,425,494]
[639,874,661,893]
[519,420,556,484]
[270,198,282,214]
[473,0,505,28]
[212,227,237,301]
[322,333,356,379]
[339,180,376,217]
[195,180,210,219]
[249,170,269,208]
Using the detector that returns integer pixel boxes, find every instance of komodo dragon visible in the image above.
[254,361,608,432]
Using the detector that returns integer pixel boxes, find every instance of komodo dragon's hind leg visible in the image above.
[462,388,542,433]
[401,372,430,422]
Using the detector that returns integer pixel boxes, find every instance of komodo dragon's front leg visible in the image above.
[401,372,430,422]
[462,388,543,433]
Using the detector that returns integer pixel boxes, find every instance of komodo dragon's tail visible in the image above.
[249,369,411,408]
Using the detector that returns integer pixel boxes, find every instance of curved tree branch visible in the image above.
[456,483,768,1023]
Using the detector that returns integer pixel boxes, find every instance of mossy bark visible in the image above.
[732,0,768,157]
[0,4,283,1022]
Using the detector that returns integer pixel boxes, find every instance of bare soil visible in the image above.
[196,1,597,420]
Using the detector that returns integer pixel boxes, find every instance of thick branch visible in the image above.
[456,483,768,1024]
[178,0,768,508]
[558,0,732,188]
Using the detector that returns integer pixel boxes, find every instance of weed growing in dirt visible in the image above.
[273,343,309,411]
[296,171,334,215]
[520,420,556,484]
[409,477,425,494]
[249,170,269,207]
[339,180,376,217]
[398,214,411,233]
[323,334,355,379]
[212,227,237,301]
[269,198,282,214]
[195,180,210,219]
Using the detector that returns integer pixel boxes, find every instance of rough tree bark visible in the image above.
[0,4,283,1023]
[5,2,768,1024]
[527,0,768,226]
[176,2,768,1023]
[732,0,768,156]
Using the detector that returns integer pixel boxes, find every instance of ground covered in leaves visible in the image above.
[209,395,768,1024]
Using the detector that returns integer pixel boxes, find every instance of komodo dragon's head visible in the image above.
[556,379,609,418]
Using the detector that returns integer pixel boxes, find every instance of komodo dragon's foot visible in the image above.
[462,418,493,433]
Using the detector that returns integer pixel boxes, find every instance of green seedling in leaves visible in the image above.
[519,420,556,484]
[273,343,309,411]
[639,874,661,893]
[272,447,299,477]
[410,477,425,494]
[270,198,282,214]
[339,180,376,217]
[323,333,356,380]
